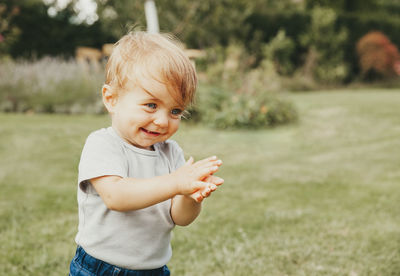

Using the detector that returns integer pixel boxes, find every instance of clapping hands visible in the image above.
[173,156,224,203]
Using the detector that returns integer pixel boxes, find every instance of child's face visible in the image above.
[106,80,184,150]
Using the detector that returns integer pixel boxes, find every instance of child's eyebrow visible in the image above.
[141,89,160,101]
[142,88,185,109]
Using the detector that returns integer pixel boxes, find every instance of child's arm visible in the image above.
[90,156,221,212]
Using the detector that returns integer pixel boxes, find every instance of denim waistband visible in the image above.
[73,246,167,276]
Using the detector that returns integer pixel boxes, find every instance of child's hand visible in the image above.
[173,156,222,197]
[190,175,224,202]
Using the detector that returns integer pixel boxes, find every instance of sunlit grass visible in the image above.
[1,90,400,275]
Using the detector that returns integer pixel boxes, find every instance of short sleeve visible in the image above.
[78,130,128,193]
[170,141,186,171]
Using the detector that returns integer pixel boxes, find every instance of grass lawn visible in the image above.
[1,89,400,275]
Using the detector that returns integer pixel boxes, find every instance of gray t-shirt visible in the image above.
[74,127,185,270]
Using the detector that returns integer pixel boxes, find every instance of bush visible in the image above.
[202,43,284,92]
[0,58,104,113]
[262,29,295,75]
[188,83,298,129]
[191,43,297,129]
[356,31,400,79]
[202,44,255,88]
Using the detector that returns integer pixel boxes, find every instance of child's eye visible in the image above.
[145,103,157,109]
[171,108,183,116]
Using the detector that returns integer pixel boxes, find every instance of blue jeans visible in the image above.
[69,246,171,276]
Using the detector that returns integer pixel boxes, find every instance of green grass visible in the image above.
[1,89,400,275]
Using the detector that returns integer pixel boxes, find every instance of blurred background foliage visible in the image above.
[1,0,400,128]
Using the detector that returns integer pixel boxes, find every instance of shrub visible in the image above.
[0,58,104,113]
[202,44,255,88]
[189,83,298,129]
[262,29,295,75]
[202,43,284,93]
[191,43,297,129]
[356,31,400,79]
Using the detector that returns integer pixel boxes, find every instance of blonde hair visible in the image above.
[105,31,197,107]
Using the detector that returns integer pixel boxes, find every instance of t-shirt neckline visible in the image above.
[107,127,159,157]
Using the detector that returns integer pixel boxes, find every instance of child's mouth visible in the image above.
[140,128,161,136]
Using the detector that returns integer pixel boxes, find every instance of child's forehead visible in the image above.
[124,78,184,106]
[136,76,166,93]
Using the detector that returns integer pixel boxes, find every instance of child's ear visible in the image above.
[102,85,118,113]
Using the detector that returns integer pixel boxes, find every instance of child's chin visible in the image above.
[139,141,157,150]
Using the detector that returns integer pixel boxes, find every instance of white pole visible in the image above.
[144,0,159,34]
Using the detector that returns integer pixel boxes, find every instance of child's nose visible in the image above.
[153,112,169,128]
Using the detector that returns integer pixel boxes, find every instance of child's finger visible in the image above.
[204,175,224,186]
[208,183,217,191]
[202,182,220,197]
[201,186,211,197]
[199,159,222,168]
[193,183,217,200]
[213,159,223,166]
[190,191,203,202]
[194,156,219,167]
[194,162,222,176]
[197,166,219,180]
[190,181,208,193]
[185,156,194,166]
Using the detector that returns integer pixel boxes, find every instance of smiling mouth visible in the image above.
[140,128,162,136]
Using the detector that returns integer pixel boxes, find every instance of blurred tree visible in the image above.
[95,0,271,48]
[95,0,144,38]
[9,0,114,59]
[4,0,400,84]
[167,0,252,47]
[305,0,378,12]
[300,6,348,82]
[0,1,20,58]
[378,0,400,15]
[251,0,306,13]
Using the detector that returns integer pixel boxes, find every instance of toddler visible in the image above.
[69,31,223,276]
